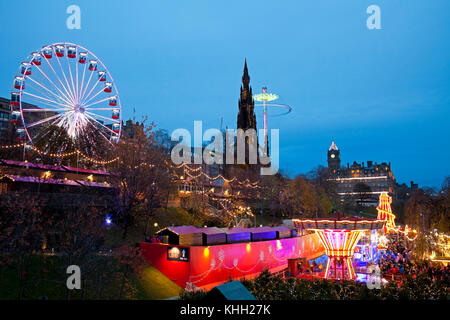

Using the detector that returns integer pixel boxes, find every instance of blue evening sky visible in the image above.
[0,1,449,188]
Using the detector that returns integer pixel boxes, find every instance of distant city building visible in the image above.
[395,180,419,201]
[0,97,13,144]
[0,97,56,145]
[120,119,144,139]
[327,141,396,206]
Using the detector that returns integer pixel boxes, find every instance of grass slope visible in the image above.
[137,266,182,300]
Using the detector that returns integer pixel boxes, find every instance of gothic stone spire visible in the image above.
[237,59,256,130]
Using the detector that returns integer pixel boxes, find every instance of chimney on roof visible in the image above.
[347,163,349,168]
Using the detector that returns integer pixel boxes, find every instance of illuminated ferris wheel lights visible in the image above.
[10,42,122,153]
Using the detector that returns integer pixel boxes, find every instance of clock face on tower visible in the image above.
[331,154,335,158]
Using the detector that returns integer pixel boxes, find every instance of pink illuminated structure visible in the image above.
[293,216,385,280]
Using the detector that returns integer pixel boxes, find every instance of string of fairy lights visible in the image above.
[1,140,262,190]
[173,162,261,188]
[0,141,119,165]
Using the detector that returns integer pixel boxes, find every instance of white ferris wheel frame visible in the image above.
[11,42,122,151]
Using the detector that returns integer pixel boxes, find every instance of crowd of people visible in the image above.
[379,241,449,284]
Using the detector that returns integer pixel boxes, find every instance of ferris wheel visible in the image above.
[10,42,121,157]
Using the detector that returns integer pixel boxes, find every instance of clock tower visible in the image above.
[327,141,340,170]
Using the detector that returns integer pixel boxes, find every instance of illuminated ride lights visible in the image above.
[253,87,291,150]
[375,193,418,241]
[377,192,396,233]
[10,42,122,160]
[293,217,385,280]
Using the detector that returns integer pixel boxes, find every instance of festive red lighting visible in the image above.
[377,192,396,233]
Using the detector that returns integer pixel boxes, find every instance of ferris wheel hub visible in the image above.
[74,104,85,113]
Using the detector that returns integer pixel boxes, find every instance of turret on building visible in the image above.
[326,141,396,206]
[327,141,340,170]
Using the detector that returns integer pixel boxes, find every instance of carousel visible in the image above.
[293,214,385,280]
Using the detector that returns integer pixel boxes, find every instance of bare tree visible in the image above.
[108,119,173,239]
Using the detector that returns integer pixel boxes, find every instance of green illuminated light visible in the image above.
[253,92,279,102]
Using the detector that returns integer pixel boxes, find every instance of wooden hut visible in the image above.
[155,226,203,246]
[272,226,293,239]
[249,227,277,241]
[201,227,227,245]
[221,227,251,244]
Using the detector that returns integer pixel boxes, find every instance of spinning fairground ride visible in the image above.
[253,87,291,151]
[293,217,385,280]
